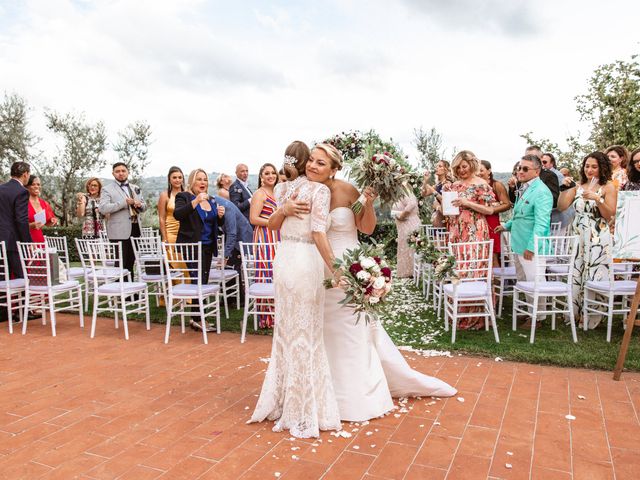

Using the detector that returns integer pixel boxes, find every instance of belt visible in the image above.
[281,235,313,244]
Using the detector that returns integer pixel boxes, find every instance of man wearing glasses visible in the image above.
[496,155,553,325]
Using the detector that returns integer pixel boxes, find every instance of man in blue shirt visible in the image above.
[214,195,253,304]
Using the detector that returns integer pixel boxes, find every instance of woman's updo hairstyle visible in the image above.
[312,143,344,171]
[283,140,311,181]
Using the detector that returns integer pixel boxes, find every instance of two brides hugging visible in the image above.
[249,140,456,439]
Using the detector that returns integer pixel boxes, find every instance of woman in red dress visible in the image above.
[478,160,511,266]
[26,176,57,243]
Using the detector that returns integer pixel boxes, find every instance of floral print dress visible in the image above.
[570,186,611,328]
[442,182,496,329]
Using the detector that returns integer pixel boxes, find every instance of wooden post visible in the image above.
[613,279,640,381]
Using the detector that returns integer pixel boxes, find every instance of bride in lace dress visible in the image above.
[249,141,342,438]
[314,144,457,422]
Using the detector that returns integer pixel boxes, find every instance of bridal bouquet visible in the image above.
[348,144,412,214]
[323,242,392,324]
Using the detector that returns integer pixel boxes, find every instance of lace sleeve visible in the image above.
[274,183,286,206]
[310,183,331,232]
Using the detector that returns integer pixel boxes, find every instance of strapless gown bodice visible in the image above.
[323,207,456,421]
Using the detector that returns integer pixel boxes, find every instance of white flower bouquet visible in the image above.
[433,253,459,283]
[323,242,393,324]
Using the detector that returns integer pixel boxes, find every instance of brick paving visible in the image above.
[1,315,639,479]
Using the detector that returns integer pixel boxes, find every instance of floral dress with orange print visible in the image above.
[442,182,496,330]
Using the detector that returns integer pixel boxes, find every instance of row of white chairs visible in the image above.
[0,237,277,344]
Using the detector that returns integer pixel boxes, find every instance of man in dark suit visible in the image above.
[0,161,32,278]
[509,148,560,209]
[229,163,252,222]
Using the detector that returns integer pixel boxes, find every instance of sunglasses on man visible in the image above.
[517,165,539,172]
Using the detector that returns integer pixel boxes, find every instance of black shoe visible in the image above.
[27,312,41,321]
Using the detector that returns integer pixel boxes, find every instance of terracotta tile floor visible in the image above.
[1,315,640,479]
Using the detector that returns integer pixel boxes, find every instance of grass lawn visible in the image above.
[89,276,640,372]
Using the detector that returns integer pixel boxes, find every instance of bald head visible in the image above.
[235,164,249,182]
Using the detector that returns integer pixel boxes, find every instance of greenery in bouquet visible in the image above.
[347,143,412,213]
[322,130,365,163]
[407,228,439,265]
[323,242,392,324]
[433,253,459,283]
[407,171,431,221]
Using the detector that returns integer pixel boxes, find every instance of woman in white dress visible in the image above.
[249,141,342,438]
[312,144,456,422]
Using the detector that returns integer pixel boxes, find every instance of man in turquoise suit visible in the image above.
[497,154,552,284]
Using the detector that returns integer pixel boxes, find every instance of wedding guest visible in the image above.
[230,163,252,222]
[623,147,640,191]
[76,178,104,238]
[559,167,571,177]
[496,155,552,327]
[541,152,572,230]
[392,191,421,278]
[99,162,146,275]
[422,160,454,227]
[157,166,185,243]
[0,161,32,279]
[249,163,281,328]
[278,168,287,183]
[477,160,510,266]
[541,153,563,182]
[173,169,225,331]
[558,152,617,328]
[442,150,496,330]
[26,175,57,243]
[605,145,629,190]
[215,173,232,200]
[525,146,560,208]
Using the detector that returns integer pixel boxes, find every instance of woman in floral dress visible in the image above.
[441,151,497,329]
[558,152,617,328]
[250,163,281,328]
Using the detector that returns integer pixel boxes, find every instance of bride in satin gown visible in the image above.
[313,143,457,422]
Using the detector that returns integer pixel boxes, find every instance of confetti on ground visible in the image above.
[274,473,281,478]
[353,445,360,450]
[565,414,576,420]
[578,395,586,400]
[507,451,513,456]
[291,455,299,460]
[505,463,512,469]
[495,357,504,362]
[457,397,465,403]
[366,431,373,436]
[331,431,353,438]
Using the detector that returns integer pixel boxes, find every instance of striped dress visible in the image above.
[253,192,281,328]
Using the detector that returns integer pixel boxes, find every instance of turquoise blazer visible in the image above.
[504,178,553,254]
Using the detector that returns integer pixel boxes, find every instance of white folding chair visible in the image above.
[239,242,276,343]
[584,260,640,342]
[141,227,158,238]
[132,236,171,308]
[209,235,240,319]
[430,230,450,316]
[0,241,26,334]
[420,226,446,295]
[492,231,518,317]
[550,221,564,236]
[18,242,84,336]
[163,242,221,344]
[45,235,86,282]
[442,240,498,343]
[87,241,149,340]
[512,235,579,343]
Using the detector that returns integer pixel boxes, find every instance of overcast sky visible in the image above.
[1,0,639,177]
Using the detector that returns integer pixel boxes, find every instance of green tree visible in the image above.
[40,110,107,226]
[575,54,640,149]
[413,126,445,173]
[0,92,39,179]
[113,120,152,183]
[520,131,591,177]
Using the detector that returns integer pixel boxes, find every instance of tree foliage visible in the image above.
[113,120,152,183]
[519,131,589,177]
[575,54,640,149]
[413,126,445,173]
[0,92,39,179]
[40,110,107,226]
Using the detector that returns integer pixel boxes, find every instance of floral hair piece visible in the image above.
[283,155,297,167]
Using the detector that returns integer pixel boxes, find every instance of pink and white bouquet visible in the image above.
[323,243,393,324]
[348,144,412,214]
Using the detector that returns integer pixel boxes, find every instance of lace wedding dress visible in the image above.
[323,207,456,422]
[249,176,342,438]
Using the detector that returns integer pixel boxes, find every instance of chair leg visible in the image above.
[241,295,249,343]
[451,297,458,343]
[488,296,499,342]
[145,288,151,331]
[512,290,518,331]
[7,298,13,335]
[78,287,84,328]
[49,301,56,337]
[529,296,538,344]
[199,301,208,345]
[22,293,30,335]
[164,306,172,344]
[568,293,577,343]
[216,293,221,334]
[222,282,229,319]
[91,295,99,338]
[121,295,129,340]
[606,294,614,343]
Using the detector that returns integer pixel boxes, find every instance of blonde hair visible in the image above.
[283,141,311,180]
[187,169,209,194]
[216,173,230,189]
[85,177,102,195]
[313,143,344,171]
[451,150,479,178]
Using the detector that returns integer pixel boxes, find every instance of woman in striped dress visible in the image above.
[250,163,281,328]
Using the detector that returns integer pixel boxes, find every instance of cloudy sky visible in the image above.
[1,0,639,176]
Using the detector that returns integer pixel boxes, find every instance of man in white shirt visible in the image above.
[229,163,252,222]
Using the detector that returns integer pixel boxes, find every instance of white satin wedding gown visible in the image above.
[250,177,342,438]
[323,207,457,422]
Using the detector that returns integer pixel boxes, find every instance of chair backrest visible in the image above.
[433,230,450,252]
[239,242,277,287]
[499,231,517,269]
[75,237,97,271]
[98,229,109,241]
[448,240,493,283]
[0,241,9,284]
[132,236,164,279]
[44,235,71,269]
[550,221,564,236]
[534,235,578,286]
[17,242,57,288]
[425,225,446,242]
[210,234,225,272]
[141,227,158,238]
[163,242,205,293]
[86,241,127,286]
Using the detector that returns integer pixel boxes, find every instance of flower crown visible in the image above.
[283,155,297,167]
